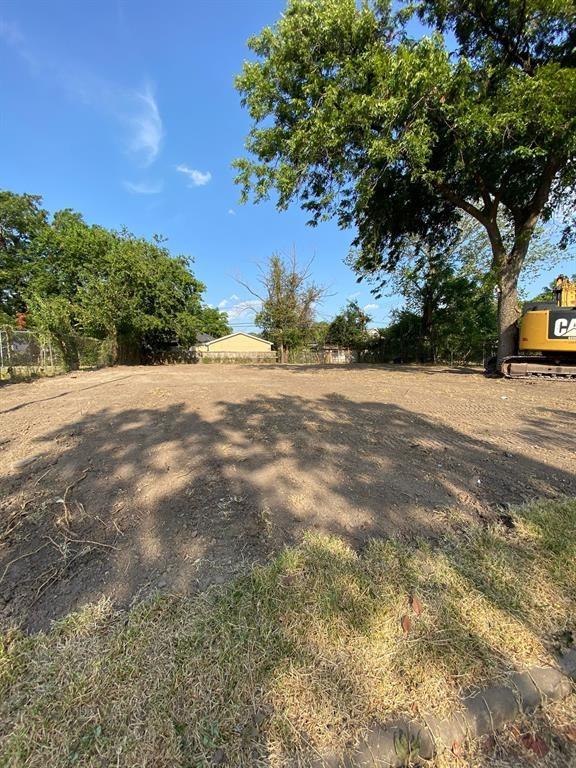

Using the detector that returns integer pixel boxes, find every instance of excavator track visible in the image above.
[500,356,576,379]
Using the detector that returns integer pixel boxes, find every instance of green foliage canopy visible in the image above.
[76,232,201,345]
[235,0,576,359]
[0,191,48,321]
[371,221,498,362]
[0,190,230,367]
[325,300,371,348]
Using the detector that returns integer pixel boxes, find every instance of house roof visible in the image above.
[204,331,272,347]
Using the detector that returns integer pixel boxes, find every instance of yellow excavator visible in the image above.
[499,275,576,378]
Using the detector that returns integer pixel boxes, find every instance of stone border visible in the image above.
[316,649,576,767]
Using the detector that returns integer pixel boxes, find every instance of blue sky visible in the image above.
[1,1,574,331]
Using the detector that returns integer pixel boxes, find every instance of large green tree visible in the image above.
[0,190,228,368]
[392,251,497,363]
[235,0,576,362]
[326,300,371,348]
[77,230,210,364]
[194,306,232,340]
[365,219,500,362]
[26,209,112,369]
[0,191,48,321]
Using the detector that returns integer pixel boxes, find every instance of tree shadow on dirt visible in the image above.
[0,374,139,415]
[252,363,483,376]
[0,391,574,632]
[515,405,576,451]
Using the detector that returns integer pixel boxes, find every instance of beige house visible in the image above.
[194,332,276,362]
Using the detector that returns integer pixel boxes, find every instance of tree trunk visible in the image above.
[495,233,531,364]
[438,149,562,368]
[111,332,141,365]
[54,333,80,371]
[484,211,533,366]
[497,272,521,362]
[420,291,434,363]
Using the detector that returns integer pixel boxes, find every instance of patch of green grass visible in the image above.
[1,498,575,767]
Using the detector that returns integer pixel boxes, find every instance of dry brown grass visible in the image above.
[1,498,575,767]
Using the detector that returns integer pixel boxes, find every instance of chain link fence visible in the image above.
[358,338,497,366]
[0,327,110,381]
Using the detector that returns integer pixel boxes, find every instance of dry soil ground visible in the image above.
[0,363,574,632]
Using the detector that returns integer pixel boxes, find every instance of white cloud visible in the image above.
[0,20,163,167]
[217,293,240,310]
[64,77,164,166]
[226,299,262,321]
[176,164,212,187]
[228,208,236,216]
[123,179,163,195]
[364,303,379,311]
[127,84,163,166]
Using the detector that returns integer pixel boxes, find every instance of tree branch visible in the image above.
[475,7,535,75]
[433,182,490,227]
[233,275,265,303]
[491,168,518,215]
[524,152,564,226]
[476,174,498,220]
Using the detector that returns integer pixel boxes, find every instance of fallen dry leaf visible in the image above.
[401,614,411,634]
[451,740,463,757]
[410,595,423,616]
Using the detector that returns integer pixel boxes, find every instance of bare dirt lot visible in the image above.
[1,364,574,632]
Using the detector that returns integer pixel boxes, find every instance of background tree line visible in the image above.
[0,190,230,369]
[251,216,560,365]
